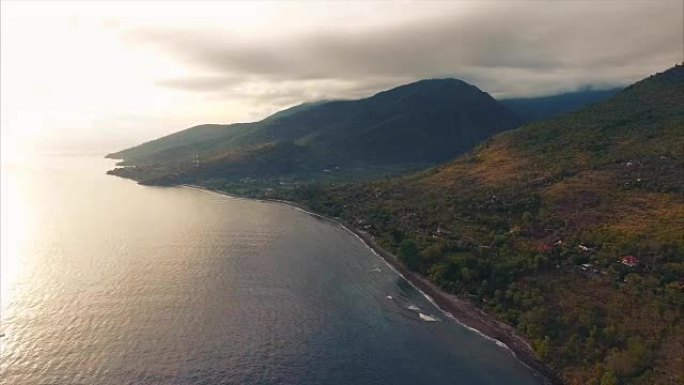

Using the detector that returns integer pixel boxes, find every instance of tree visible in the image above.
[600,371,618,385]
[521,211,534,226]
[389,228,404,245]
[534,335,551,360]
[399,239,420,269]
[420,241,446,262]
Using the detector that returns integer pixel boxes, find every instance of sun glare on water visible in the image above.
[0,161,34,324]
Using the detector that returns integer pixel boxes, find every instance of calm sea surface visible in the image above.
[1,154,541,385]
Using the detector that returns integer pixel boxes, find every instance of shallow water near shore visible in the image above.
[1,154,542,385]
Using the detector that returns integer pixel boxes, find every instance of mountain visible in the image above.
[274,65,684,384]
[500,87,622,122]
[107,78,523,184]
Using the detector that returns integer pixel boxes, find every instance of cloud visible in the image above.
[126,1,683,99]
[155,75,244,92]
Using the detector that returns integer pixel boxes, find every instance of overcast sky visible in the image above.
[1,1,682,158]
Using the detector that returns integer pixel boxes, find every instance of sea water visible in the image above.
[0,154,542,385]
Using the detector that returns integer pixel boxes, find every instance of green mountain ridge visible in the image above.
[500,87,623,122]
[107,84,622,185]
[107,78,525,182]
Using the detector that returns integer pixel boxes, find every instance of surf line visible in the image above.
[182,184,520,357]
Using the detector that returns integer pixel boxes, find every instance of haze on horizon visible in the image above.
[1,0,682,160]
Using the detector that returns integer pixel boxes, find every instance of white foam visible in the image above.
[419,313,439,322]
[324,214,519,356]
[345,231,406,279]
[452,321,517,357]
[420,292,441,312]
[345,227,518,356]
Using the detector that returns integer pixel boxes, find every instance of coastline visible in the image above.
[181,184,559,385]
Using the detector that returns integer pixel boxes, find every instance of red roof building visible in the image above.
[537,243,554,253]
[621,255,640,267]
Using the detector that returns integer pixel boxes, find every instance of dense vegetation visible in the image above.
[108,78,523,182]
[211,66,683,385]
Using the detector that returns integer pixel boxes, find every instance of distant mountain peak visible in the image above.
[405,77,471,86]
[388,78,476,93]
[371,77,482,100]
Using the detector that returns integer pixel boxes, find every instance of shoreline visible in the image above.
[181,183,559,384]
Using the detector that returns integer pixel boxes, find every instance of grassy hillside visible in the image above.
[108,78,523,183]
[268,65,684,384]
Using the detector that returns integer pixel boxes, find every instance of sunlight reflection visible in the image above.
[1,163,35,321]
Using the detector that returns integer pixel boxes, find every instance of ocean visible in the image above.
[0,154,541,385]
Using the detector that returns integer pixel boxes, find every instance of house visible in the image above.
[621,255,640,267]
[436,226,452,235]
[578,244,592,252]
[509,225,521,234]
[537,243,554,253]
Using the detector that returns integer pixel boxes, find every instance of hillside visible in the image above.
[501,88,622,122]
[107,79,523,183]
[269,65,684,385]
